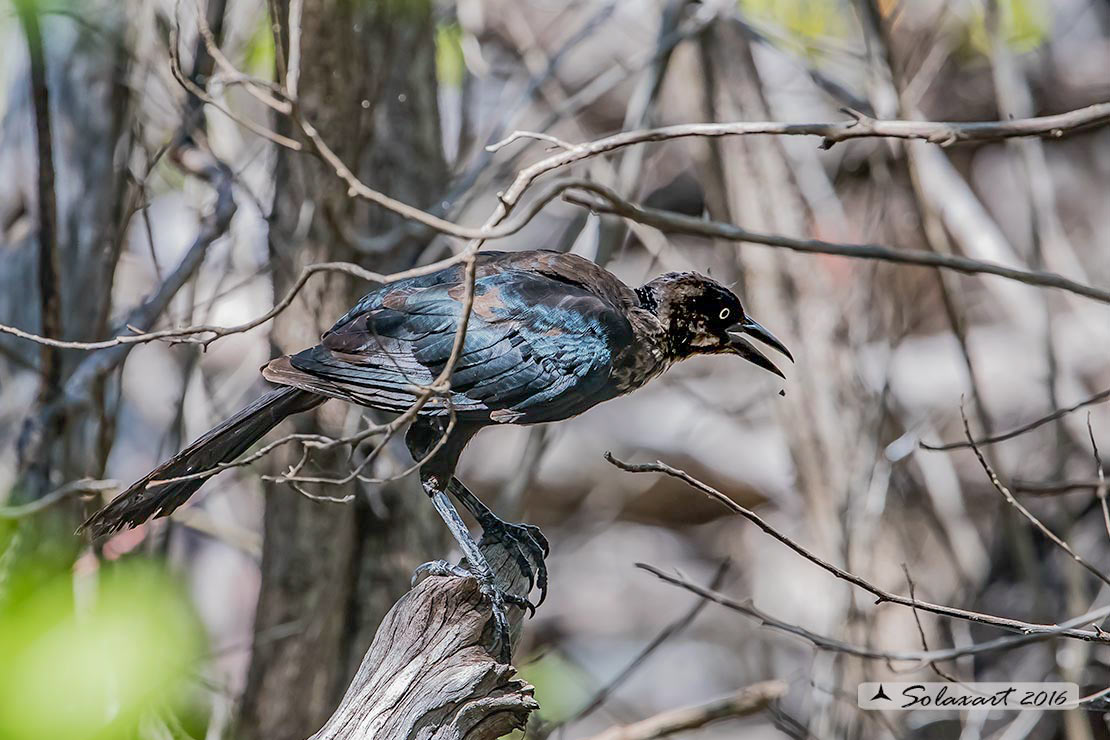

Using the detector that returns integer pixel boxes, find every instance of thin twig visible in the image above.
[1086,414,1110,541]
[9,100,1110,353]
[638,564,1110,665]
[486,131,575,152]
[960,405,1110,590]
[902,564,958,681]
[145,428,383,488]
[1012,479,1106,496]
[605,453,1110,643]
[564,183,1110,307]
[0,258,460,351]
[923,387,1110,451]
[567,560,732,725]
[168,23,301,150]
[0,479,119,519]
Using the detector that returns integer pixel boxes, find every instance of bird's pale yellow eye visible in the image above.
[719,308,730,320]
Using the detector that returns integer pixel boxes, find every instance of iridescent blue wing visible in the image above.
[282,266,633,424]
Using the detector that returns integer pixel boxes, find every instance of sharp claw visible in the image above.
[479,519,548,604]
[535,569,548,609]
[502,590,537,617]
[509,540,537,591]
[525,524,550,557]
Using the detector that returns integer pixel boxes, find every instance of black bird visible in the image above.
[81,250,791,656]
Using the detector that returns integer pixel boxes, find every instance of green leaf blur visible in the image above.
[0,560,205,740]
[436,22,465,89]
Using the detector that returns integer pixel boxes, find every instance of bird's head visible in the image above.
[636,272,793,378]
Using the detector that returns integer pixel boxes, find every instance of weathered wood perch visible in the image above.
[309,538,538,739]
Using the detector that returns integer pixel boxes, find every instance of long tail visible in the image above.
[80,386,323,539]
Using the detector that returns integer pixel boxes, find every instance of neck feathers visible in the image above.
[634,284,659,314]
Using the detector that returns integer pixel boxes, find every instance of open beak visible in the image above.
[727,318,794,379]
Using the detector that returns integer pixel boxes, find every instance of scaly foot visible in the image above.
[478,518,549,607]
[412,559,533,662]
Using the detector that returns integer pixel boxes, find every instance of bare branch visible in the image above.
[0,479,118,519]
[511,101,1110,155]
[1012,479,1107,496]
[144,427,384,489]
[285,0,302,101]
[924,387,1110,451]
[902,564,958,682]
[605,453,1110,643]
[960,405,1110,590]
[1086,415,1110,541]
[486,130,575,152]
[638,564,1110,665]
[169,23,301,150]
[193,0,291,113]
[567,560,732,726]
[564,183,1110,307]
[10,99,1110,354]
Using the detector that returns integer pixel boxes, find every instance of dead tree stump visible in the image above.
[309,539,539,739]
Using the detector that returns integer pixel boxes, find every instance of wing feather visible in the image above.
[281,257,635,423]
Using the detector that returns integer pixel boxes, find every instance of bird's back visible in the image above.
[263,251,646,424]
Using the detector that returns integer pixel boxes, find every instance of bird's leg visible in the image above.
[414,479,530,663]
[447,477,549,607]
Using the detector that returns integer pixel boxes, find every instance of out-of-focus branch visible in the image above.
[579,682,786,740]
[564,184,1110,306]
[1013,479,1106,496]
[566,560,732,726]
[52,146,235,412]
[13,0,64,491]
[0,479,118,520]
[605,454,1110,643]
[14,0,62,408]
[285,0,302,101]
[902,565,958,682]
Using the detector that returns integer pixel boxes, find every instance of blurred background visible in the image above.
[2,0,1110,738]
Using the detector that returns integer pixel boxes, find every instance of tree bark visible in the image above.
[238,2,450,739]
[309,541,537,740]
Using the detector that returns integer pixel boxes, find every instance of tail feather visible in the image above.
[80,386,322,539]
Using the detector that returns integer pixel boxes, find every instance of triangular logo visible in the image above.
[870,684,892,701]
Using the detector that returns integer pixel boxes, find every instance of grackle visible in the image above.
[80,250,791,658]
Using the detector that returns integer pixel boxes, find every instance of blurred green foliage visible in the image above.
[966,0,1052,54]
[0,559,205,740]
[518,650,594,724]
[738,0,850,56]
[244,13,276,80]
[737,0,1051,59]
[436,22,465,88]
